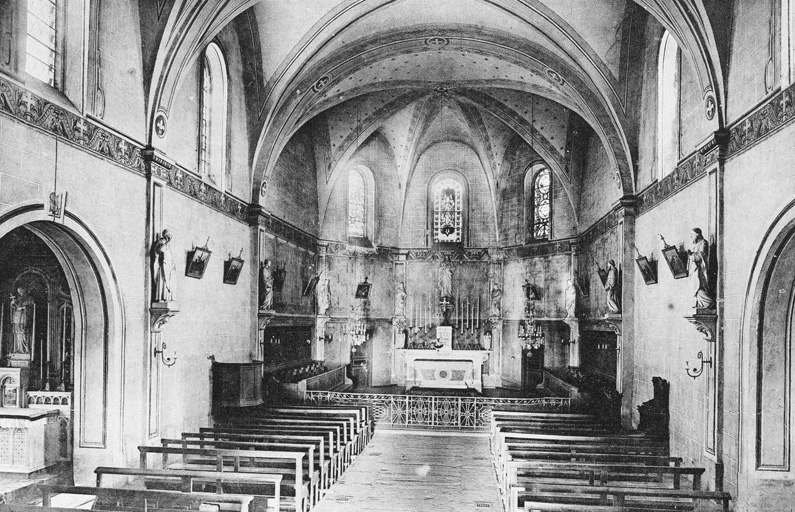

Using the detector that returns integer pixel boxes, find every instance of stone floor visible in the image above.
[313,430,502,512]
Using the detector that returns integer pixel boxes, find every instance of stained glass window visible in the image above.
[532,167,551,240]
[199,43,227,189]
[348,170,366,238]
[26,0,58,86]
[433,178,462,243]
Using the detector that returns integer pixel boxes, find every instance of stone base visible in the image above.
[6,354,31,368]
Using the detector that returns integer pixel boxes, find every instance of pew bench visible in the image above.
[184,432,332,490]
[508,483,731,512]
[37,484,256,512]
[200,426,343,481]
[138,446,307,512]
[94,467,282,512]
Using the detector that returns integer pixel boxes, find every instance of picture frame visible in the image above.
[596,264,608,287]
[186,245,212,279]
[635,255,658,285]
[223,256,245,285]
[355,277,372,299]
[661,243,688,279]
[302,275,319,297]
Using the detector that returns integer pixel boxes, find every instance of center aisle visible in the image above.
[313,430,502,512]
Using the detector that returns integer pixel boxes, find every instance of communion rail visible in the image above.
[304,391,571,430]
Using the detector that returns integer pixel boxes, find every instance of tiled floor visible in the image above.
[313,430,502,512]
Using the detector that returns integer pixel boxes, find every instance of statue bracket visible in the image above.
[150,301,180,332]
[392,315,407,332]
[602,314,622,335]
[684,308,717,342]
[258,310,275,331]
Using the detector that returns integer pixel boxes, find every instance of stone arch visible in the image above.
[0,204,125,485]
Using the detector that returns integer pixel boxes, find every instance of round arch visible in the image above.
[738,198,795,510]
[0,204,126,485]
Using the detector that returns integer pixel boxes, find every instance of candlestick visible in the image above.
[466,298,470,330]
[477,295,480,329]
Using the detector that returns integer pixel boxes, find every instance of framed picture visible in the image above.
[302,275,319,297]
[355,277,372,299]
[223,256,245,285]
[635,255,658,285]
[661,244,688,279]
[186,245,212,279]
[596,265,608,287]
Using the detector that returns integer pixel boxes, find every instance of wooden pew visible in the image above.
[502,460,705,498]
[265,406,371,449]
[160,438,321,506]
[508,483,731,512]
[184,432,331,490]
[254,411,361,455]
[222,418,354,468]
[200,426,343,481]
[37,484,256,512]
[505,448,681,466]
[95,466,282,511]
[138,446,306,512]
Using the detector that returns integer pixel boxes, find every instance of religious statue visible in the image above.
[394,281,407,317]
[490,282,502,318]
[151,229,175,302]
[687,228,715,309]
[9,286,34,354]
[438,263,452,298]
[317,277,331,316]
[605,260,621,314]
[564,279,577,318]
[259,259,274,310]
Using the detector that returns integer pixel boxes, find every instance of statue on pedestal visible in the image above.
[564,279,577,318]
[490,282,502,318]
[259,259,274,310]
[605,260,621,314]
[151,229,175,302]
[438,263,452,299]
[317,277,331,316]
[687,228,715,309]
[9,286,33,354]
[394,281,407,318]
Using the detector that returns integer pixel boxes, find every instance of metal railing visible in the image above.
[305,391,571,430]
[305,365,347,392]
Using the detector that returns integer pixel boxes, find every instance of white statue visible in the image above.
[438,263,452,298]
[151,229,175,302]
[259,259,274,310]
[490,282,502,318]
[394,281,407,317]
[317,277,331,315]
[9,286,33,354]
[564,279,577,318]
[605,260,621,314]
[688,228,715,309]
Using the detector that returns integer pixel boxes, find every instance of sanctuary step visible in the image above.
[0,462,72,506]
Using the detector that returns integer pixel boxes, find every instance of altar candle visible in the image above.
[477,295,480,329]
[466,298,470,330]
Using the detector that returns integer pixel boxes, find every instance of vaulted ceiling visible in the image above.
[144,0,727,204]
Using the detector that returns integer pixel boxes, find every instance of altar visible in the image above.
[398,348,490,392]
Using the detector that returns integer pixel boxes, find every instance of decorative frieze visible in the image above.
[637,148,715,215]
[504,239,573,259]
[406,247,490,261]
[577,210,620,251]
[726,83,795,159]
[257,211,317,252]
[0,76,146,174]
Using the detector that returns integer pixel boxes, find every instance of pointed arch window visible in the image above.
[527,164,551,241]
[433,178,463,243]
[348,169,367,239]
[657,31,680,180]
[199,42,228,191]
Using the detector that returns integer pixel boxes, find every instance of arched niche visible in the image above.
[0,205,125,484]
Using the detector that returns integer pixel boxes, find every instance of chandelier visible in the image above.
[343,308,369,346]
[519,317,544,350]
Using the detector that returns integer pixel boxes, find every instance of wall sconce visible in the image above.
[320,334,333,344]
[561,336,576,346]
[154,341,177,367]
[685,351,712,379]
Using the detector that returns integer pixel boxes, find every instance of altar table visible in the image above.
[398,349,490,392]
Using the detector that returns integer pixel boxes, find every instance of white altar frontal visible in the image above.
[398,347,490,392]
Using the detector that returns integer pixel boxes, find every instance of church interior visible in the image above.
[0,1,793,511]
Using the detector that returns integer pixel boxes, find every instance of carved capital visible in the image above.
[684,308,717,342]
[150,301,180,332]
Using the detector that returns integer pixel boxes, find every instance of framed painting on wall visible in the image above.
[186,245,212,279]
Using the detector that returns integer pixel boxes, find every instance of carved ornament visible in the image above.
[684,308,717,342]
[150,301,180,332]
